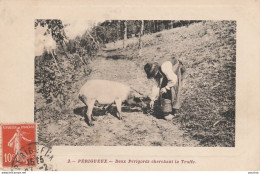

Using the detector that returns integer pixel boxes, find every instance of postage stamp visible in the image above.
[2,124,36,168]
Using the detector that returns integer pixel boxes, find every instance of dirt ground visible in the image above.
[36,21,235,147]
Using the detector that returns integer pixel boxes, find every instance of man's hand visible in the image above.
[160,87,167,94]
[149,100,154,109]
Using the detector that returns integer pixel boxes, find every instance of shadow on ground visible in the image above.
[106,54,133,60]
[73,105,146,119]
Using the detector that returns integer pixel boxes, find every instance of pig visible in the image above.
[78,79,146,126]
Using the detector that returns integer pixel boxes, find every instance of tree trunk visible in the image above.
[170,20,173,29]
[138,20,144,57]
[117,20,120,41]
[153,20,156,33]
[123,20,127,49]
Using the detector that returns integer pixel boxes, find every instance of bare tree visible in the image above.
[123,20,127,49]
[138,20,144,57]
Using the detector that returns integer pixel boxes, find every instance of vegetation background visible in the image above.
[34,20,236,147]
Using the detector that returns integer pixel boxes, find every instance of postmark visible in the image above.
[11,142,55,171]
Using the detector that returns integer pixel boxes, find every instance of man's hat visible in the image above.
[144,63,159,79]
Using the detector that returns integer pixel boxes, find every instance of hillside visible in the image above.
[35,21,236,147]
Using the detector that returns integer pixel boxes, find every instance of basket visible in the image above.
[161,98,172,113]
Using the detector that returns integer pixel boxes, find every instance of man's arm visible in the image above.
[149,85,159,108]
[150,85,159,101]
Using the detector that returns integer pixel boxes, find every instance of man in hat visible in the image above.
[144,57,186,120]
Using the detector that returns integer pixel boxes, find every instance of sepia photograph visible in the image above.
[1,0,260,171]
[34,20,236,147]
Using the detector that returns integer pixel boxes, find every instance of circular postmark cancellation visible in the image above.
[11,142,55,171]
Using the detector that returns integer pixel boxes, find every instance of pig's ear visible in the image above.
[128,90,135,99]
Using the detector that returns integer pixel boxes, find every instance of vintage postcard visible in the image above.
[0,0,260,171]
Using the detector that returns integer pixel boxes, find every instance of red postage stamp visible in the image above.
[2,124,36,168]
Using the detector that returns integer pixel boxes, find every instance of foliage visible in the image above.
[35,51,91,109]
[34,20,96,109]
[35,19,67,42]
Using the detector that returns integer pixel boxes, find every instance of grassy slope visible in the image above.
[36,21,236,147]
[106,20,236,146]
